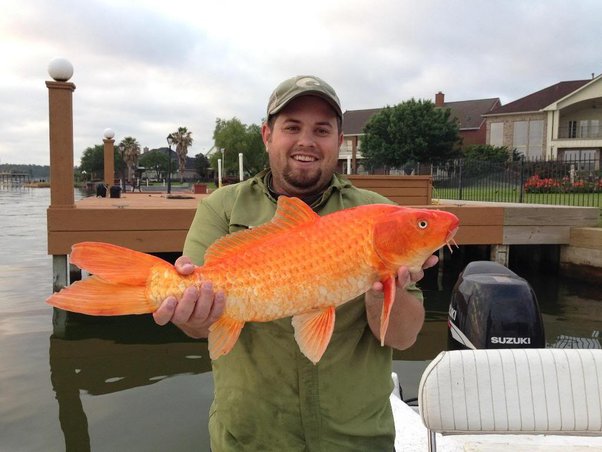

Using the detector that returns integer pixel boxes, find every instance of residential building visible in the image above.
[341,94,500,173]
[484,75,602,166]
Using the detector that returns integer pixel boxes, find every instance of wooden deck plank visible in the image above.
[364,187,431,197]
[48,208,196,231]
[386,197,430,205]
[569,227,602,250]
[428,205,504,226]
[503,226,572,244]
[346,175,432,188]
[48,230,189,254]
[503,205,599,226]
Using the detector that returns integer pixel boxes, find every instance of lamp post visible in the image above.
[118,143,126,191]
[166,134,173,194]
[102,128,115,189]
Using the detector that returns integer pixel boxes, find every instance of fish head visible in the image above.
[372,207,459,273]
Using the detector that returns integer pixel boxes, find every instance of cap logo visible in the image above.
[296,77,321,88]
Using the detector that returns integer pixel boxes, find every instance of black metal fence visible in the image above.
[414,157,601,208]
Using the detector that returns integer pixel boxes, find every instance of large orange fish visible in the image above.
[47,196,459,363]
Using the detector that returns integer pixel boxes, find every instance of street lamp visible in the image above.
[166,134,173,194]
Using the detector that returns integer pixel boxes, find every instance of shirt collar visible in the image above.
[252,169,351,210]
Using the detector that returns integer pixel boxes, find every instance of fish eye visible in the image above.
[418,219,428,229]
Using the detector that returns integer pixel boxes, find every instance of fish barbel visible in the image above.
[47,196,459,363]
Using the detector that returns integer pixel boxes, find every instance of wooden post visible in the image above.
[46,59,76,334]
[490,244,509,266]
[103,137,115,187]
[46,80,76,207]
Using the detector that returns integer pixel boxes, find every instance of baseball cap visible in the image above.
[266,75,342,120]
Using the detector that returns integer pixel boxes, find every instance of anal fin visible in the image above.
[292,307,336,364]
[208,316,245,360]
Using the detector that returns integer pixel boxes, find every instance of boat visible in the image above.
[390,262,602,451]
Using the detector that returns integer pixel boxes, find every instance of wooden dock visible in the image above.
[0,172,31,186]
[47,183,599,255]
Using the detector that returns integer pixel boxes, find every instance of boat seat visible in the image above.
[418,348,602,451]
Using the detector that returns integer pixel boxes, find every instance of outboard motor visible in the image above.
[448,261,545,350]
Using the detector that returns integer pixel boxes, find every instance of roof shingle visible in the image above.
[487,80,590,115]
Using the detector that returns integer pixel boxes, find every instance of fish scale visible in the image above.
[198,211,376,321]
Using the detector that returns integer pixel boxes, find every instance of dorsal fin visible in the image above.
[204,196,319,264]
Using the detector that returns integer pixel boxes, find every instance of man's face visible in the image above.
[261,95,343,197]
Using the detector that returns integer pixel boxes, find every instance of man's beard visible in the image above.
[282,165,323,191]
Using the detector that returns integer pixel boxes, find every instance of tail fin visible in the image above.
[70,241,167,285]
[47,276,154,315]
[46,242,167,315]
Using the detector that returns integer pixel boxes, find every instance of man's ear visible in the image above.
[261,122,271,148]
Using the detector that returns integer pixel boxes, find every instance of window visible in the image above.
[528,120,544,158]
[513,121,528,155]
[591,120,600,138]
[512,119,544,157]
[490,122,503,146]
[568,120,577,138]
[579,120,589,138]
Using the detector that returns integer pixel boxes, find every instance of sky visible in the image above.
[1,0,601,166]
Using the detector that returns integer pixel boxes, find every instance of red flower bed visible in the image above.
[524,174,601,193]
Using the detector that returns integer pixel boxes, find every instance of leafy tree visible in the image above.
[168,127,193,182]
[361,99,461,169]
[243,124,268,175]
[212,118,246,175]
[212,118,267,178]
[79,144,105,179]
[139,149,169,180]
[194,152,211,180]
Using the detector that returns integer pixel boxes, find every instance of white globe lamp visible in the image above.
[103,128,115,140]
[48,58,74,82]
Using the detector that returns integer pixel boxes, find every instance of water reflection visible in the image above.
[48,314,211,451]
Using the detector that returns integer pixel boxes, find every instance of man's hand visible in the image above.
[152,256,225,338]
[370,254,439,292]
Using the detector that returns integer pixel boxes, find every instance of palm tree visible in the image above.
[118,137,141,188]
[168,127,193,182]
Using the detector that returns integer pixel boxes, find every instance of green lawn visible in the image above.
[434,186,601,207]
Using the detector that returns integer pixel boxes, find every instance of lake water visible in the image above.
[1,187,600,451]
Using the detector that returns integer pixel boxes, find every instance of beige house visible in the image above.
[484,75,602,165]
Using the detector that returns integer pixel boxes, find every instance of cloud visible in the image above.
[1,0,601,165]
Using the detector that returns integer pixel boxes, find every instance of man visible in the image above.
[153,75,436,450]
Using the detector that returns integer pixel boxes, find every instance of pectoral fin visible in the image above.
[292,307,336,364]
[208,316,245,360]
[380,276,396,346]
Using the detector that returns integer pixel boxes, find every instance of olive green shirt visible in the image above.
[184,170,422,451]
